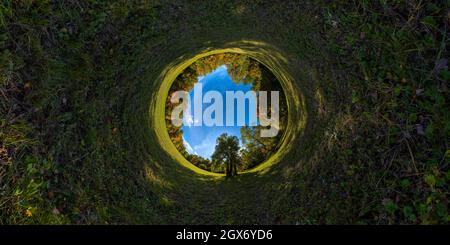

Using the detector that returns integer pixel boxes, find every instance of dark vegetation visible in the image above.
[0,1,449,224]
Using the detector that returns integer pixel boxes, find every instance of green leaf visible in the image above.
[425,123,434,138]
[394,86,402,96]
[383,199,398,214]
[408,113,417,122]
[403,206,416,222]
[351,91,359,103]
[422,16,436,27]
[436,203,449,221]
[417,203,427,216]
[424,174,436,188]
[400,179,411,188]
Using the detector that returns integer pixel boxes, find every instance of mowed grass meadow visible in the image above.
[0,1,449,224]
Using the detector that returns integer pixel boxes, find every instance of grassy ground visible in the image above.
[0,1,448,224]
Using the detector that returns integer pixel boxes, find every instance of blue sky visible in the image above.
[182,65,253,159]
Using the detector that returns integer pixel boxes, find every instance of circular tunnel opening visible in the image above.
[164,53,289,176]
[151,44,308,177]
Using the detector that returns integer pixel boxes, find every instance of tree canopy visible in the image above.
[211,134,240,177]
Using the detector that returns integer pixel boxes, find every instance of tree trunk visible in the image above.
[226,160,231,177]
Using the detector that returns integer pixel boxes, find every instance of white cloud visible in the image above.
[193,140,211,151]
[184,113,193,127]
[191,134,218,159]
[183,137,198,155]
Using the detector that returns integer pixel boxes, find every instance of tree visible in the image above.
[239,66,288,170]
[240,126,275,169]
[211,134,241,177]
[186,154,212,171]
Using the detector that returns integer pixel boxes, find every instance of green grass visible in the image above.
[0,0,448,224]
